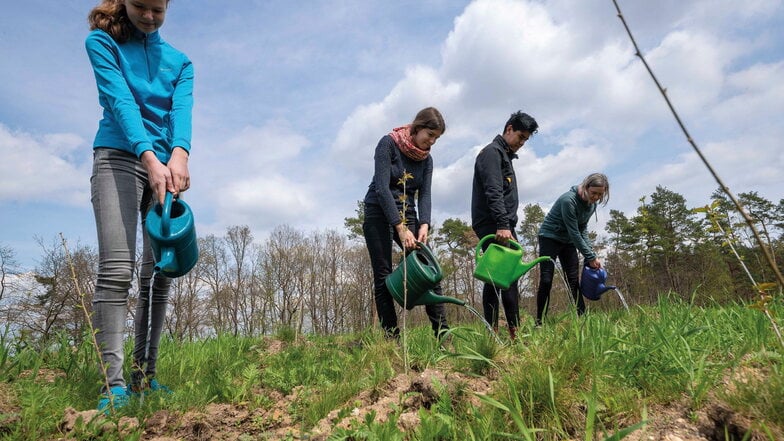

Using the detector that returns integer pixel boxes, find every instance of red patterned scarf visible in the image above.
[389,125,430,161]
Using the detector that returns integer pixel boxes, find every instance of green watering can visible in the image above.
[145,192,199,278]
[385,242,466,310]
[474,234,550,289]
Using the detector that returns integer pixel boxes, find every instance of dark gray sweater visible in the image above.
[363,135,433,226]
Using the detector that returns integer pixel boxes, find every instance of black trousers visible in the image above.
[363,205,448,338]
[536,236,585,324]
[474,228,520,329]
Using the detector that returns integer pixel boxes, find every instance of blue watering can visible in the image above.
[385,242,466,310]
[580,263,616,300]
[145,192,199,278]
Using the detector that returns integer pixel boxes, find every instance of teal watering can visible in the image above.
[474,234,550,289]
[580,264,616,301]
[145,192,199,278]
[385,242,465,310]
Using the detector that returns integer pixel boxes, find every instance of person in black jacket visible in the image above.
[471,111,538,340]
[362,107,449,341]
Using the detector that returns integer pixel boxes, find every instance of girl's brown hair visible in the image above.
[410,107,446,136]
[88,0,133,43]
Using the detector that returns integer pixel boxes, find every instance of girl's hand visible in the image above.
[416,224,429,244]
[168,147,191,195]
[141,151,172,205]
[396,223,417,251]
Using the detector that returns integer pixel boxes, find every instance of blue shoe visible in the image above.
[148,378,172,394]
[97,386,129,413]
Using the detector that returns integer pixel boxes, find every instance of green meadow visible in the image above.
[1,295,781,440]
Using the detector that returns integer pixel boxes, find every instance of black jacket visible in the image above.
[471,135,518,233]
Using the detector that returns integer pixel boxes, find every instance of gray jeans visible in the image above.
[91,148,171,391]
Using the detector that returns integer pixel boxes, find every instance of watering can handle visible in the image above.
[415,241,442,275]
[161,192,173,237]
[475,234,523,258]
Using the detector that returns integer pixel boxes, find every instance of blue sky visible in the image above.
[1,0,783,270]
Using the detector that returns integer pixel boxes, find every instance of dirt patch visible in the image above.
[18,368,66,384]
[0,382,21,435]
[617,396,781,441]
[53,349,782,440]
[619,400,708,441]
[60,407,140,439]
[310,367,492,439]
[57,367,493,440]
[264,338,285,355]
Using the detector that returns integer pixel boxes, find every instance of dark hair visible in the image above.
[410,107,446,136]
[504,111,538,135]
[580,172,610,206]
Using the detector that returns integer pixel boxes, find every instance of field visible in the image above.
[1,295,782,440]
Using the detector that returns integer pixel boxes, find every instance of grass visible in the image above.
[0,295,782,440]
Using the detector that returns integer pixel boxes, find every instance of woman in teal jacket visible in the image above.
[86,0,193,412]
[536,173,609,325]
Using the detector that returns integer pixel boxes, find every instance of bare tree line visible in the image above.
[1,186,782,347]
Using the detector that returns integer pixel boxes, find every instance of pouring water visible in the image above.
[462,303,504,345]
[613,288,630,311]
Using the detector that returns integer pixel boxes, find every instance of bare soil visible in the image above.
[1,347,779,440]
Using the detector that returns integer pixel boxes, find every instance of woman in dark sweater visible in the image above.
[362,107,449,340]
[536,173,610,325]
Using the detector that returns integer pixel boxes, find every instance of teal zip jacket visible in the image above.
[86,28,194,163]
[538,186,597,261]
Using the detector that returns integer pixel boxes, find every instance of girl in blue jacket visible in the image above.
[536,173,609,325]
[86,0,193,412]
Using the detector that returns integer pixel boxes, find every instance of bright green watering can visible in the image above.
[145,192,199,278]
[474,234,550,289]
[385,242,466,310]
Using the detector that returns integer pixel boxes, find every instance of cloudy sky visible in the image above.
[1,0,782,269]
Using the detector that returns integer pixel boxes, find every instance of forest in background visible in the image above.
[1,185,782,347]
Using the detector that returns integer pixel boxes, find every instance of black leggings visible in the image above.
[536,236,585,324]
[362,205,448,338]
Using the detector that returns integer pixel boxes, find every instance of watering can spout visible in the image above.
[154,248,178,274]
[412,290,466,309]
[514,255,552,280]
[597,285,616,296]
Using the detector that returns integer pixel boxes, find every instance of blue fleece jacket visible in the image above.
[85,28,194,163]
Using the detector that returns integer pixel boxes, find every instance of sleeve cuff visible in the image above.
[134,142,154,158]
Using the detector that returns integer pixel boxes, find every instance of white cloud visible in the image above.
[0,124,89,204]
[326,0,784,232]
[216,173,316,225]
[2,0,783,269]
[192,120,316,234]
[331,66,462,172]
